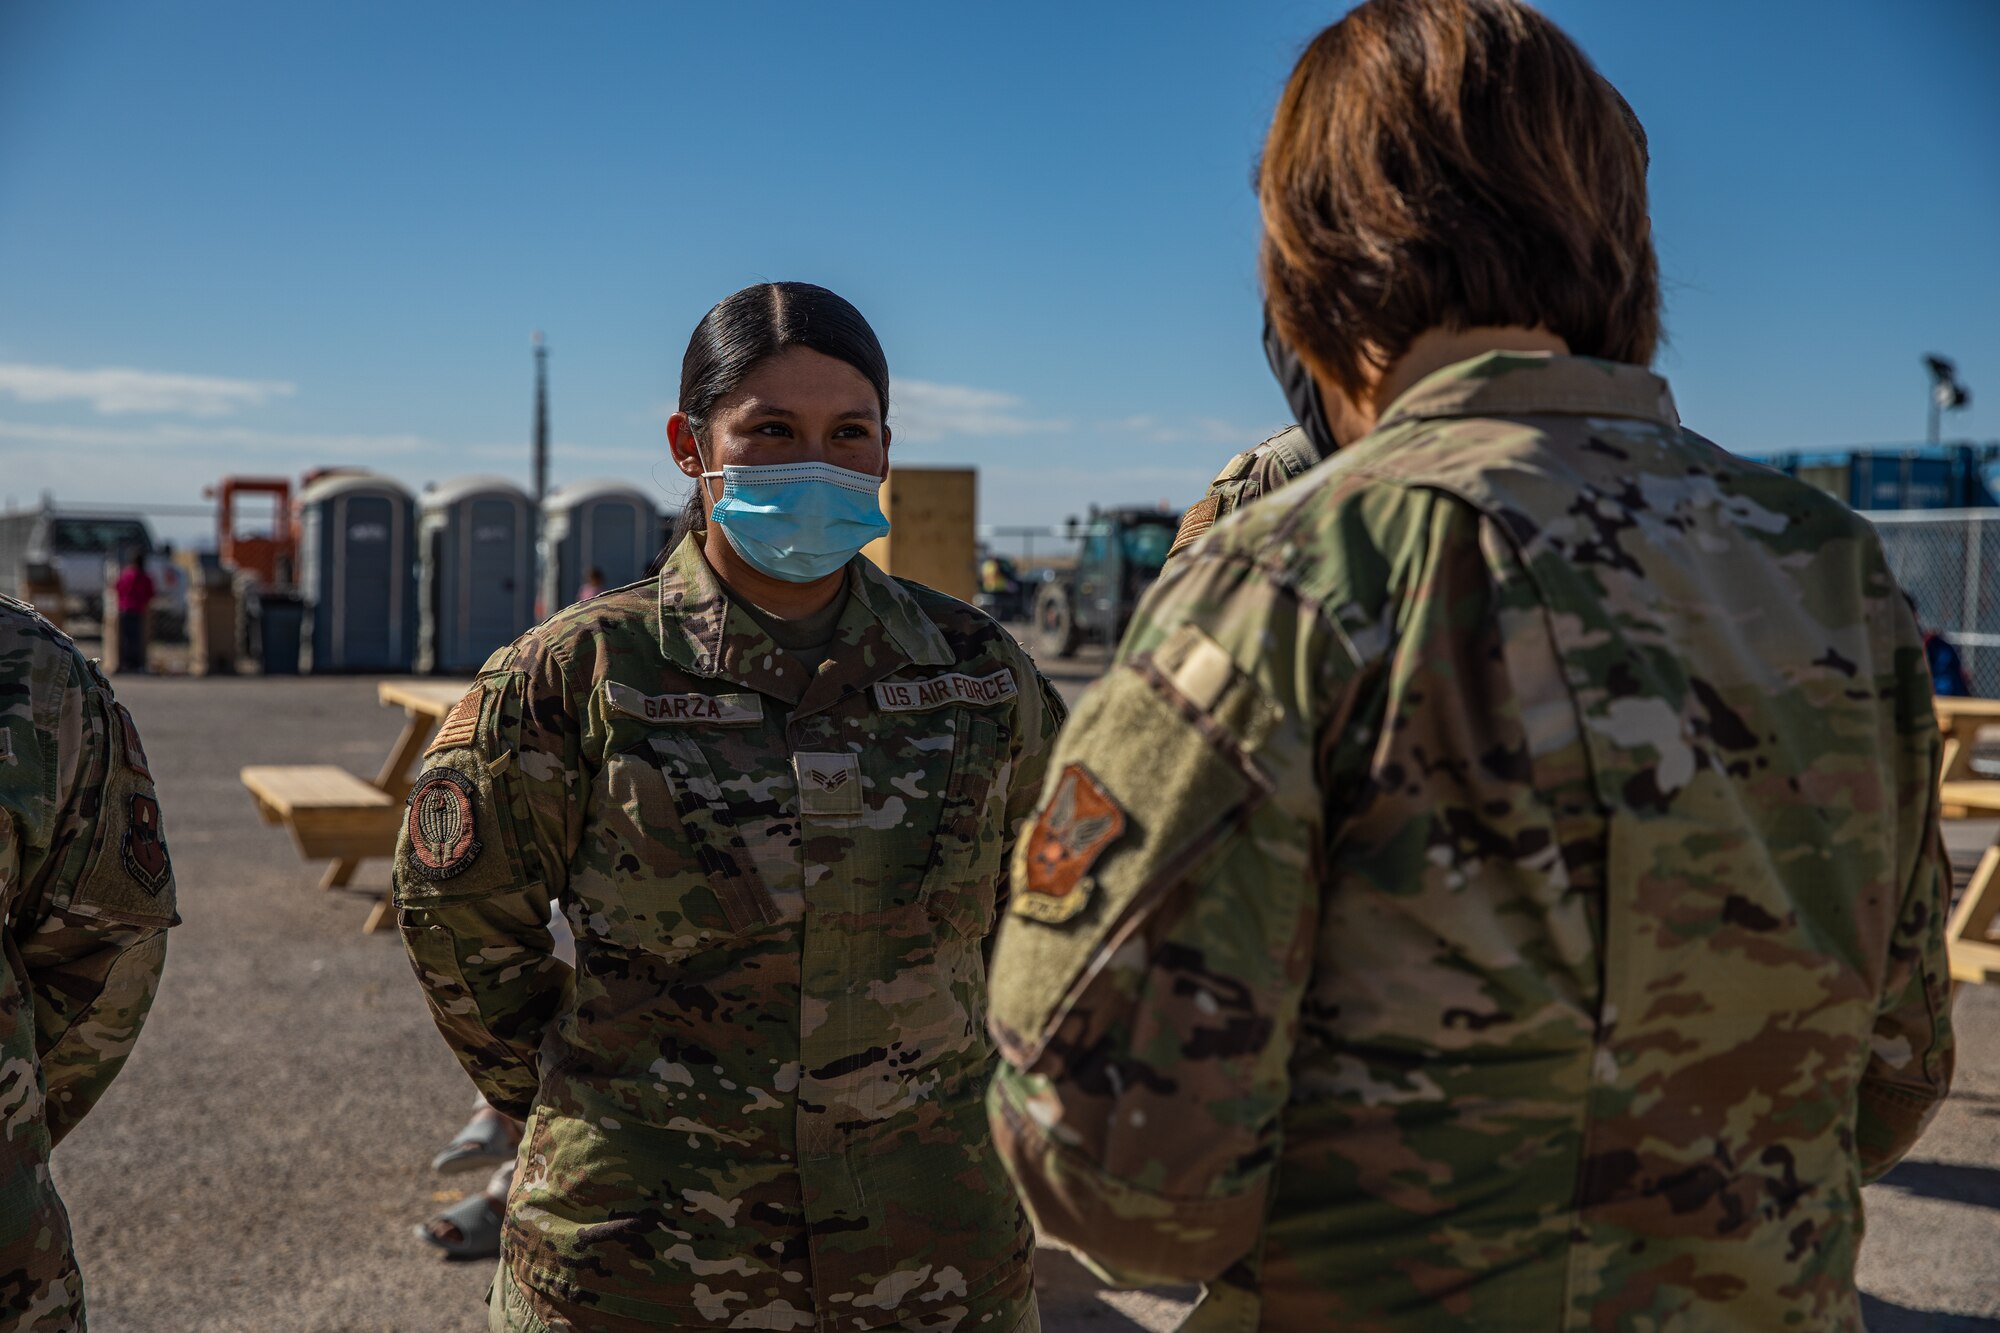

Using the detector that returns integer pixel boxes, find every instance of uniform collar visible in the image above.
[655,532,953,713]
[1373,352,1679,433]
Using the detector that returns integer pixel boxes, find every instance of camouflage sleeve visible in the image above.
[1855,603,1955,1180]
[394,639,578,1120]
[991,667,1068,934]
[18,678,177,1145]
[1167,450,1259,563]
[1167,443,1303,564]
[985,550,1357,1286]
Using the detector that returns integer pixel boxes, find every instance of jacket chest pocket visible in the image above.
[916,709,1012,943]
[643,731,787,936]
[576,725,785,958]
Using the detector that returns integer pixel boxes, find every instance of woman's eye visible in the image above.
[755,422,794,437]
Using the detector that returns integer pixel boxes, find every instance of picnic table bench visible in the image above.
[239,679,470,933]
[1934,698,2000,985]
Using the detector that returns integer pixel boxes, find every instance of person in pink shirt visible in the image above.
[113,549,155,674]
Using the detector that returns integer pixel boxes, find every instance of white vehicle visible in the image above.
[0,503,187,631]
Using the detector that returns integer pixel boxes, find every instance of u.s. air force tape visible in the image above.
[873,669,1018,712]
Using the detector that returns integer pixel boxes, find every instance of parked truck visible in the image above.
[0,502,187,635]
[1031,505,1178,658]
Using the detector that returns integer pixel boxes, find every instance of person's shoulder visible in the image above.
[1145,445,1470,680]
[1688,430,1879,543]
[485,579,659,681]
[891,577,1033,668]
[1170,426,1323,560]
[0,595,94,690]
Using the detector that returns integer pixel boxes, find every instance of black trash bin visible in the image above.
[257,594,304,675]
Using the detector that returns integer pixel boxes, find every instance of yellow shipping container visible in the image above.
[861,467,977,603]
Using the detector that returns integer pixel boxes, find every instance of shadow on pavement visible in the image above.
[1863,1292,2000,1330]
[1870,1158,2000,1210]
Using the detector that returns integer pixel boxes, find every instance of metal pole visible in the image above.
[533,332,550,503]
[1929,384,1941,446]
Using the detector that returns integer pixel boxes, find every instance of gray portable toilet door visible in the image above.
[463,498,520,660]
[335,493,399,669]
[584,502,639,590]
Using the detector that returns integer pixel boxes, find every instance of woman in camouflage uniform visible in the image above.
[395,283,1063,1333]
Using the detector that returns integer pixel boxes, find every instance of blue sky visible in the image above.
[1,0,1995,546]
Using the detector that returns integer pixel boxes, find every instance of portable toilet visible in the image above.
[418,476,536,674]
[297,472,418,673]
[539,480,658,612]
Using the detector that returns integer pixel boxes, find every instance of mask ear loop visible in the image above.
[687,423,725,508]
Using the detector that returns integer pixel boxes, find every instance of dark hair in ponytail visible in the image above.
[668,282,891,543]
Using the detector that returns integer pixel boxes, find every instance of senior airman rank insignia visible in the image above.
[1014,763,1125,923]
[406,767,482,879]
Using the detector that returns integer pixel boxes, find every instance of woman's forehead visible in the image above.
[720,346,881,417]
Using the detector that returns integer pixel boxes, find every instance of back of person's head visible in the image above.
[1258,0,1659,399]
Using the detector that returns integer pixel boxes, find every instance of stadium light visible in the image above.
[1926,354,1971,445]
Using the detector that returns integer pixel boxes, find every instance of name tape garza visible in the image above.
[873,669,1018,713]
[605,681,765,726]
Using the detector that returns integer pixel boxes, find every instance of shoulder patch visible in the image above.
[114,703,152,779]
[405,767,484,880]
[1013,763,1126,923]
[1169,495,1222,557]
[605,681,764,726]
[121,792,172,895]
[873,669,1018,712]
[427,690,483,755]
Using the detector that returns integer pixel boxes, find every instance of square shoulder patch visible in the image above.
[426,690,483,755]
[1014,763,1126,923]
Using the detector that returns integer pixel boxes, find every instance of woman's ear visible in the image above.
[666,413,703,479]
[876,425,892,478]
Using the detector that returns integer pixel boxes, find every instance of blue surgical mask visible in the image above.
[701,459,891,583]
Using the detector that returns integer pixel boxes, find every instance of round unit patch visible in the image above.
[406,767,483,880]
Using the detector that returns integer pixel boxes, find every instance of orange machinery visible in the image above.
[203,477,296,586]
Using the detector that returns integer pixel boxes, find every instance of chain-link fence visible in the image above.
[1870,509,2000,697]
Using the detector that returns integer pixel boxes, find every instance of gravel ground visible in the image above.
[45,664,1998,1331]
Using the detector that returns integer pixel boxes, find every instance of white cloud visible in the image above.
[0,363,295,417]
[890,379,1070,444]
[0,418,418,456]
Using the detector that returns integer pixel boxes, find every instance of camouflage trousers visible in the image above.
[0,1256,83,1333]
[485,1266,1043,1333]
[0,1188,85,1333]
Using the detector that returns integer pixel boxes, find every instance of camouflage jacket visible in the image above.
[1165,425,1322,562]
[0,598,176,1331]
[396,535,1063,1332]
[986,354,1953,1331]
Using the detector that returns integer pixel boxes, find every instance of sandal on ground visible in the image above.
[414,1192,503,1261]
[429,1113,517,1175]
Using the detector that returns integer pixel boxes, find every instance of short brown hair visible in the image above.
[1258,0,1659,398]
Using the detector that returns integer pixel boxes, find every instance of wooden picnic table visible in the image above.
[1933,697,2000,984]
[240,679,471,934]
[1934,695,2000,784]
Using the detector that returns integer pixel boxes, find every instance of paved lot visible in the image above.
[45,666,1999,1331]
